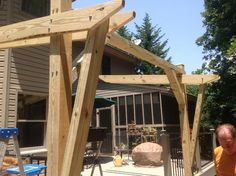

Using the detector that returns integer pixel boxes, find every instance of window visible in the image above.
[21,0,49,17]
[17,93,47,149]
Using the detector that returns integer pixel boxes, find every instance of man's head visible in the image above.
[216,123,236,154]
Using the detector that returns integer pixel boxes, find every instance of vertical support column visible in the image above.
[165,66,192,175]
[47,1,72,176]
[159,92,164,131]
[178,101,192,175]
[160,130,172,176]
[111,105,116,153]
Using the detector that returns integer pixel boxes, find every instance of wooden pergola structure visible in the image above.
[0,0,219,176]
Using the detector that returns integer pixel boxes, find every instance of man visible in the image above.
[214,123,236,176]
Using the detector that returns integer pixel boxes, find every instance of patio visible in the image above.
[81,155,164,176]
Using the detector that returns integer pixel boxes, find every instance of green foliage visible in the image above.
[196,0,236,59]
[117,26,133,40]
[227,36,236,57]
[196,0,236,128]
[186,85,198,97]
[134,13,171,74]
[187,63,209,96]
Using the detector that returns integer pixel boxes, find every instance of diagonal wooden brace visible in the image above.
[60,19,110,176]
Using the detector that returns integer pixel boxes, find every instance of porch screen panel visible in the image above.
[143,93,152,124]
[112,97,119,126]
[119,97,126,125]
[152,92,161,124]
[135,95,143,125]
[162,95,179,124]
[126,95,134,124]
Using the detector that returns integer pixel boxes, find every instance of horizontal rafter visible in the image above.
[99,74,220,85]
[0,11,134,49]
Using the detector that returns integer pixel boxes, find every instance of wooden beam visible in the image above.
[46,0,72,175]
[179,103,192,176]
[182,74,220,84]
[0,11,135,49]
[71,11,135,82]
[99,74,220,85]
[164,66,193,175]
[106,33,185,74]
[0,0,124,43]
[190,84,206,166]
[108,11,135,33]
[164,69,185,105]
[61,20,109,176]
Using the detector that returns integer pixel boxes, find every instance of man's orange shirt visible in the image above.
[214,146,236,176]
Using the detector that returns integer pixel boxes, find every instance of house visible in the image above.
[0,0,196,155]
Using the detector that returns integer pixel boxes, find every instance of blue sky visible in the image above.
[72,0,205,74]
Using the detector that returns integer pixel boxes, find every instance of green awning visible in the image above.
[94,96,115,108]
[72,94,115,108]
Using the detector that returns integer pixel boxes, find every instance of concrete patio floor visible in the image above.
[81,155,164,176]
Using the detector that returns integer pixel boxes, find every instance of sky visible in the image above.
[72,0,205,74]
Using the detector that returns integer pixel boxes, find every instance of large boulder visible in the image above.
[132,142,163,167]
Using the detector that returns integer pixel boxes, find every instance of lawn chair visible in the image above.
[83,127,107,176]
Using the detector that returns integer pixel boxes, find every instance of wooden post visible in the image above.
[60,20,109,176]
[190,84,206,166]
[179,103,192,175]
[165,67,192,176]
[47,0,72,176]
[160,130,172,176]
[111,105,116,153]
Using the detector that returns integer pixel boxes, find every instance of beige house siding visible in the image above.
[0,0,50,128]
[110,57,135,75]
[8,46,49,126]
[0,49,6,127]
[0,0,8,26]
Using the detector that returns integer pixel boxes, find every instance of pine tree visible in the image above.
[134,13,171,74]
[117,25,133,40]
